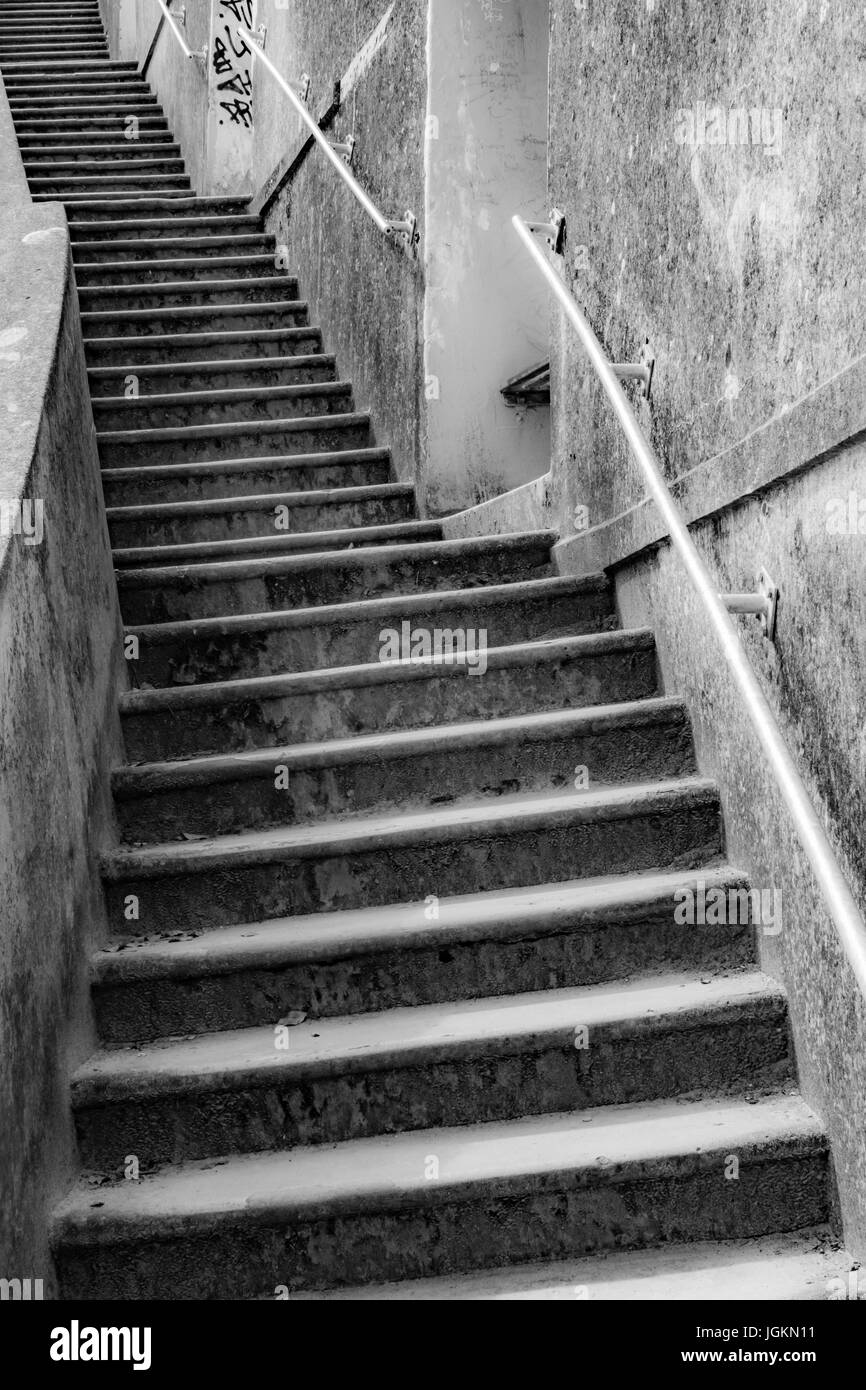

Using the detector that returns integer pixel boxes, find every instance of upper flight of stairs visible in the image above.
[1,1,843,1300]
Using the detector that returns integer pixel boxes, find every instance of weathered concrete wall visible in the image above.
[99,0,211,190]
[448,1,866,1252]
[424,0,550,513]
[251,0,427,493]
[0,76,126,1289]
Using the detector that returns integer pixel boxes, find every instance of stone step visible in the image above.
[100,778,722,932]
[52,1092,830,1299]
[23,142,182,164]
[119,628,657,762]
[112,519,442,569]
[79,275,299,313]
[18,131,178,150]
[91,865,755,1043]
[98,409,371,469]
[72,231,274,261]
[72,972,790,1170]
[114,531,556,625]
[102,448,393,511]
[64,195,252,223]
[75,253,282,283]
[12,115,170,136]
[68,210,259,238]
[24,155,186,176]
[83,300,312,345]
[89,352,336,397]
[5,73,144,91]
[28,173,192,196]
[0,45,110,60]
[9,97,161,116]
[113,697,694,843]
[298,1228,851,1301]
[96,381,354,433]
[122,573,614,686]
[85,325,324,368]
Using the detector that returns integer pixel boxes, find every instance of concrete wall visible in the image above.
[99,0,211,190]
[250,0,428,494]
[447,0,866,1253]
[424,0,550,513]
[0,77,126,1291]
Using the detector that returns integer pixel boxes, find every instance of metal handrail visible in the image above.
[156,0,197,61]
[513,211,866,999]
[235,22,417,251]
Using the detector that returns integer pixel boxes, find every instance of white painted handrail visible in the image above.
[513,211,866,1000]
[235,22,417,250]
[156,0,197,61]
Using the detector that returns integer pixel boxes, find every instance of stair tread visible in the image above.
[74,969,783,1099]
[296,1228,851,1301]
[113,696,686,789]
[119,629,656,712]
[123,572,610,639]
[105,474,401,512]
[113,528,556,587]
[53,1091,825,1241]
[102,776,718,877]
[97,409,365,443]
[93,863,751,983]
[112,519,443,566]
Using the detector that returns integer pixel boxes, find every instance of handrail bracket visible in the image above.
[722,569,779,641]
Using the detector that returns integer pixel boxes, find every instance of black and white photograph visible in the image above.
[0,0,864,1358]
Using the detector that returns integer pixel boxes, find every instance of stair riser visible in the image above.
[94,912,754,1045]
[109,496,409,548]
[98,418,371,469]
[76,259,282,284]
[55,1149,830,1299]
[94,387,351,432]
[121,638,658,762]
[74,1006,792,1170]
[14,119,170,136]
[73,234,273,260]
[90,359,337,397]
[84,305,310,340]
[103,460,393,512]
[69,214,256,237]
[26,147,182,165]
[126,587,613,685]
[116,544,554,625]
[103,797,723,933]
[80,282,299,312]
[115,712,696,843]
[85,330,323,368]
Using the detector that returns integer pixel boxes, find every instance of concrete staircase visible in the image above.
[1,1,843,1300]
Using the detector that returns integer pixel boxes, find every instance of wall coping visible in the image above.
[555,348,866,574]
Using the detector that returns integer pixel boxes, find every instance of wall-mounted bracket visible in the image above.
[722,569,778,641]
[329,135,356,166]
[256,23,268,51]
[299,72,311,103]
[386,210,419,259]
[612,359,655,400]
[174,3,186,26]
[527,208,566,255]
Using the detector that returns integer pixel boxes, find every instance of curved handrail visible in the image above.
[235,22,417,251]
[513,211,866,1000]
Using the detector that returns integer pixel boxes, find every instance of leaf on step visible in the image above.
[278,1010,307,1027]
[180,832,207,842]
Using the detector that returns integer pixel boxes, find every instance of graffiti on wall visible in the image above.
[212,0,255,129]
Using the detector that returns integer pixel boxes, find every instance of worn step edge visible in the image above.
[119,629,655,715]
[72,971,785,1104]
[92,863,749,986]
[113,696,686,797]
[112,519,443,567]
[51,1091,827,1243]
[101,777,720,880]
[114,529,558,590]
